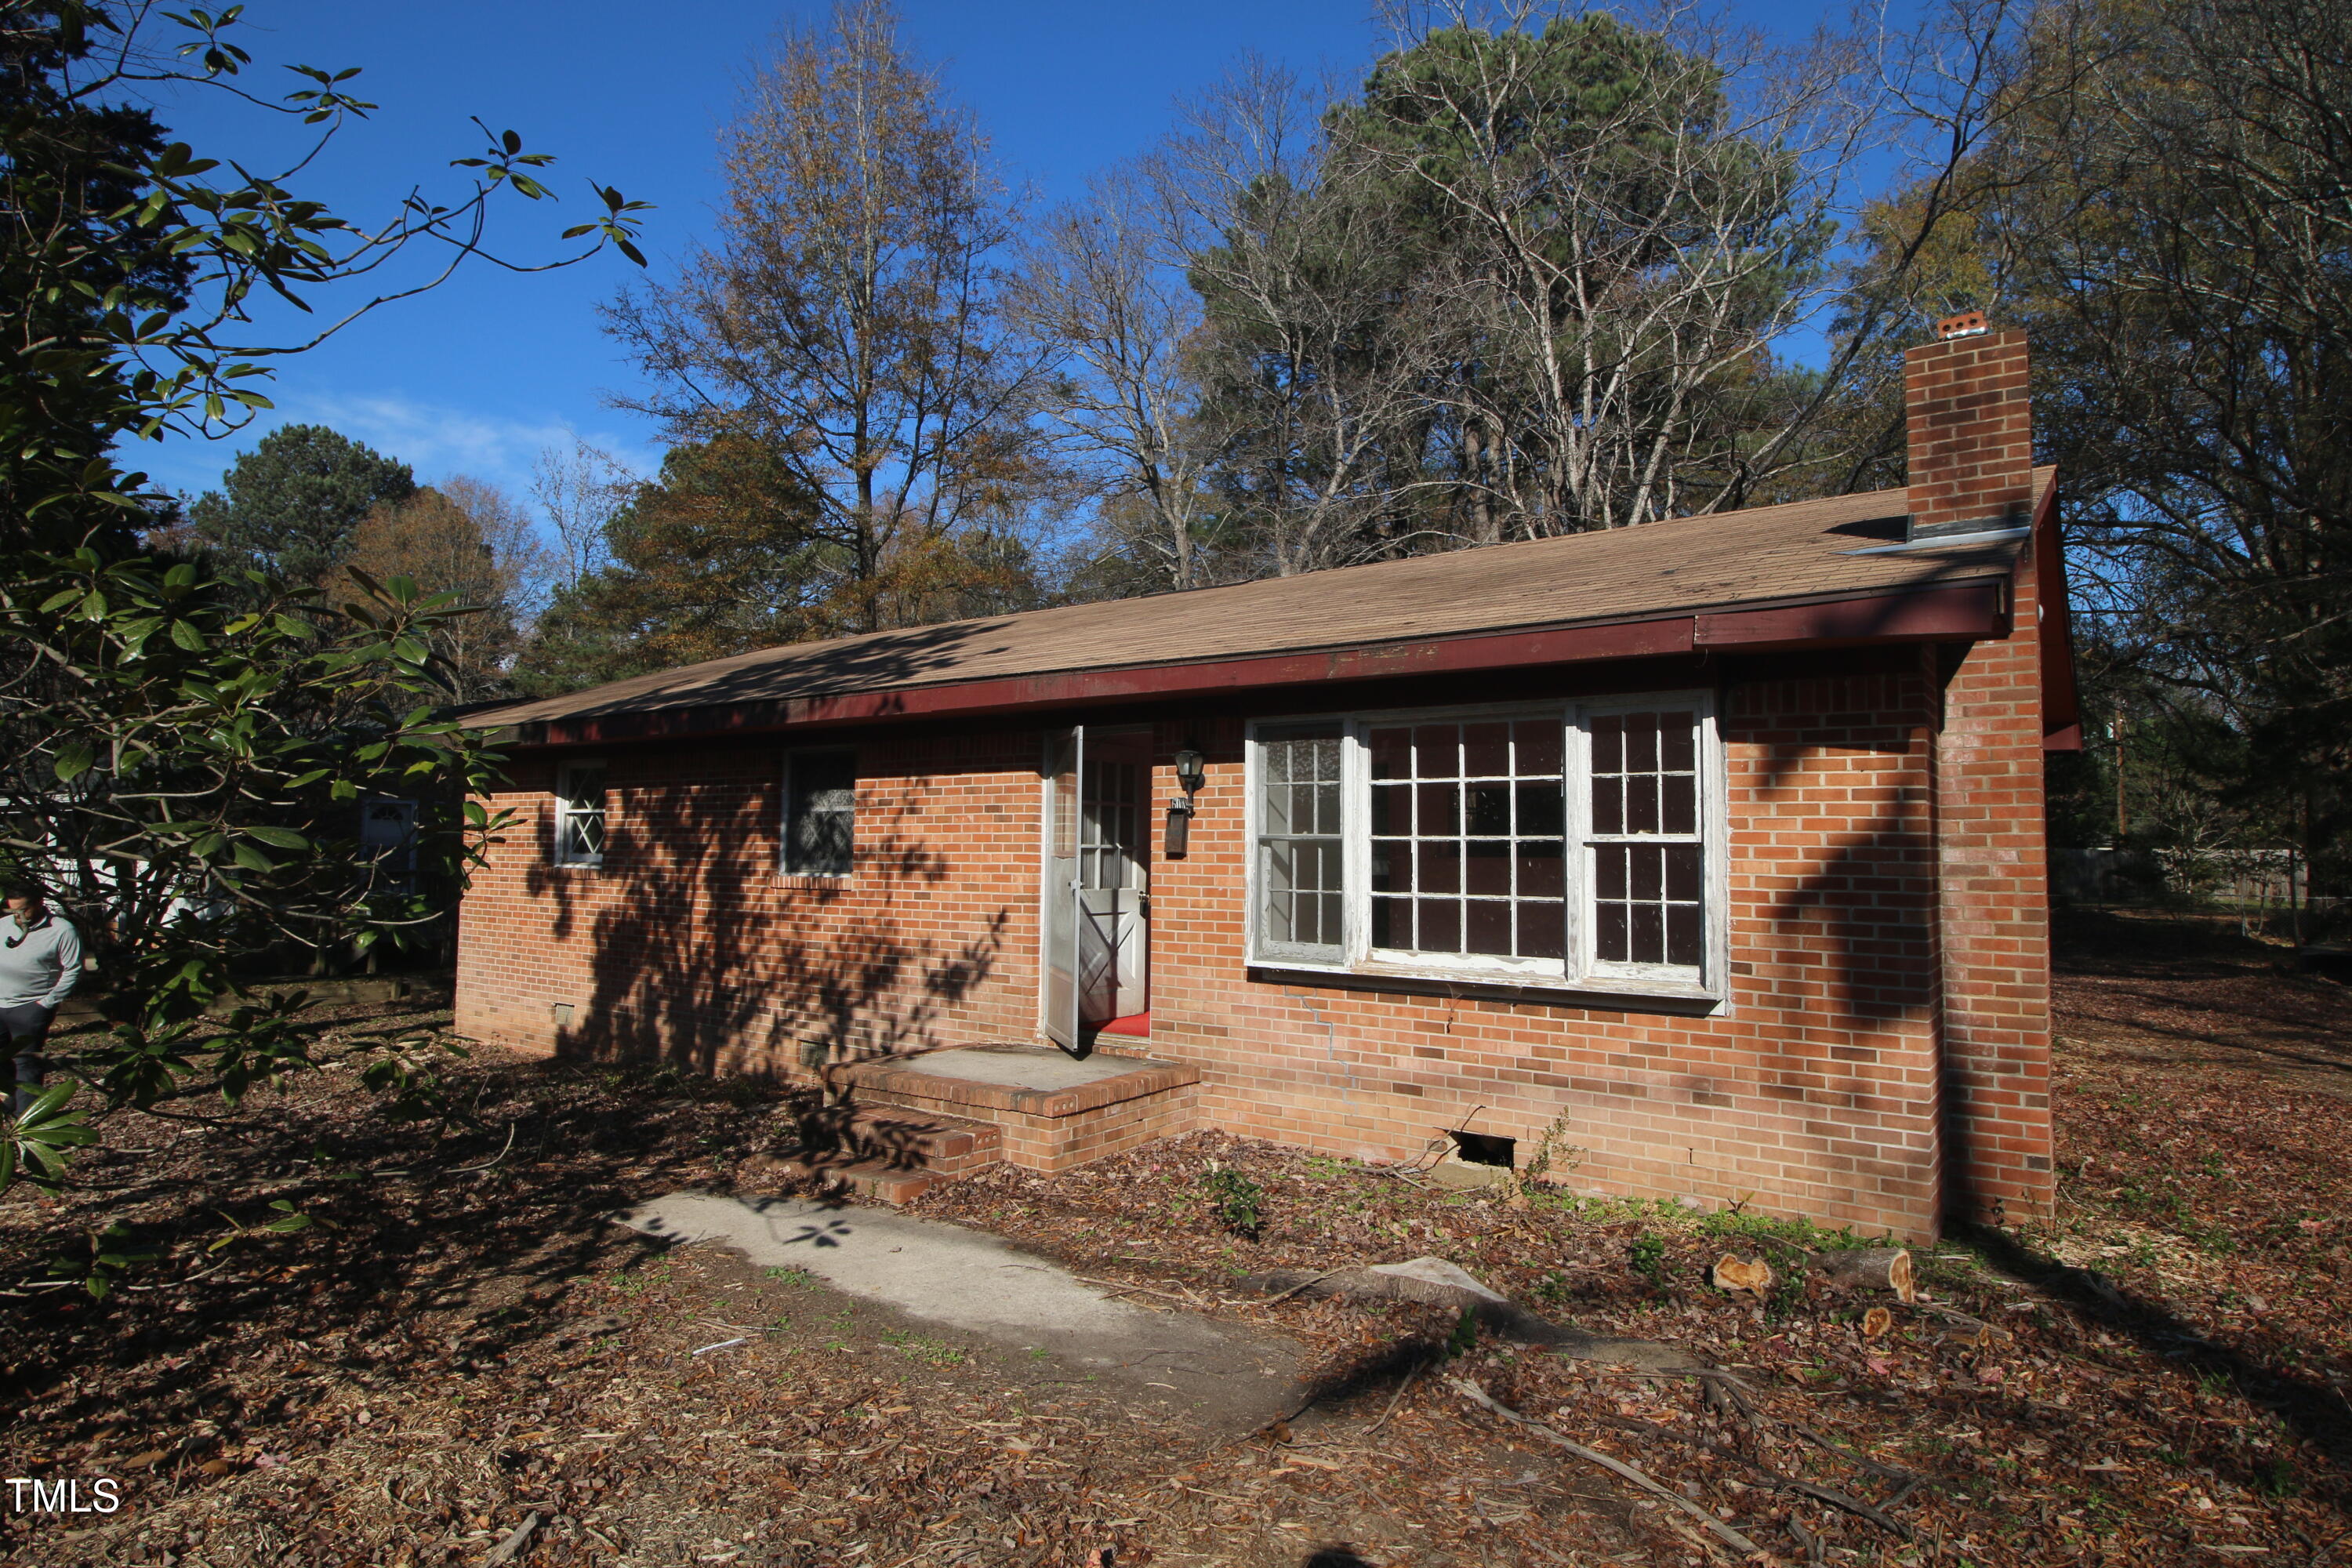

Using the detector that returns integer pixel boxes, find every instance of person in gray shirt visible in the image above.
[0,877,83,1116]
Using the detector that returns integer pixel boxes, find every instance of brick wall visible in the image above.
[1909,320,2056,1224]
[1905,321,2034,535]
[1929,541,2056,1225]
[1134,667,1946,1239]
[457,648,1992,1240]
[456,731,1050,1073]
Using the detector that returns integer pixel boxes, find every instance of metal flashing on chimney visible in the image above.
[1842,523,2029,557]
[1909,497,2031,545]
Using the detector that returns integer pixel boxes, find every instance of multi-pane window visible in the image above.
[1248,700,1719,995]
[1254,724,1345,959]
[1588,710,1704,970]
[553,762,607,867]
[1368,719,1566,962]
[784,751,856,876]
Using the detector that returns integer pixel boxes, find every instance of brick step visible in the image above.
[839,1047,1203,1175]
[788,1105,1002,1179]
[767,1152,945,1207]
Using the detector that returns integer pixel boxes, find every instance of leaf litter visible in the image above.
[0,905,2346,1565]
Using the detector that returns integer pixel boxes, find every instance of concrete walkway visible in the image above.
[619,1192,1305,1432]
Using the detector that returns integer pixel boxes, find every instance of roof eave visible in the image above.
[480,577,2012,753]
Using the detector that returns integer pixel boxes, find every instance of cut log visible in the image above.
[1710,1254,1774,1294]
[1808,1247,1915,1301]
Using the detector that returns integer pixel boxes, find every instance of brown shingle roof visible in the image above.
[473,475,2050,737]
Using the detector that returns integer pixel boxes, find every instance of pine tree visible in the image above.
[188,424,416,585]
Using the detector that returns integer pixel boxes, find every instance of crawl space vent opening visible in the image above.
[1447,1130,1516,1168]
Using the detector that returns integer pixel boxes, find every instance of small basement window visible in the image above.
[552,760,607,868]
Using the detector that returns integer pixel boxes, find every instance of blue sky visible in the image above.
[135,0,1878,509]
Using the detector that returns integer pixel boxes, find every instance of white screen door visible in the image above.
[1044,728,1153,1057]
[1078,748,1148,1022]
[1042,727,1086,1054]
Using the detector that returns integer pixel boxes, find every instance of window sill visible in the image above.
[1249,956,1725,1014]
[775,873,853,890]
[547,859,604,872]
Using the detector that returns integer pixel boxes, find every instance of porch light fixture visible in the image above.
[1165,744,1207,858]
[1174,747,1207,794]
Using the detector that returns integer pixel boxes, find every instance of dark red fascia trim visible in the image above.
[495,580,2008,750]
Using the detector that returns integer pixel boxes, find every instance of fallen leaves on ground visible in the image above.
[2,907,2347,1566]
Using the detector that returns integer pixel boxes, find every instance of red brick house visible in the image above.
[457,318,2077,1240]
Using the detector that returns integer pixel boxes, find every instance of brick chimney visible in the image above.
[1904,311,2033,542]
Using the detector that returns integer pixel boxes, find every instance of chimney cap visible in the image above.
[1935,310,1990,341]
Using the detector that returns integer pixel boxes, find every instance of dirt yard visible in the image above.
[3,907,2349,1566]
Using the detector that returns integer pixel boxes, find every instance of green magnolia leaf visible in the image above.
[53,739,95,782]
[245,826,309,850]
[20,1080,78,1126]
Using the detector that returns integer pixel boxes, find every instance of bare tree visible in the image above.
[1341,1,1878,533]
[1011,168,1217,591]
[529,437,634,588]
[600,0,1050,633]
[1962,0,2352,883]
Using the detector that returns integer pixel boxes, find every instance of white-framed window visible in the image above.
[782,750,856,877]
[1246,695,1726,1001]
[552,760,608,868]
[1254,724,1347,964]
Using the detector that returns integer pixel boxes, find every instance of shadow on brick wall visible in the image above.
[523,757,1011,1077]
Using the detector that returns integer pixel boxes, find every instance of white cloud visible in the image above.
[140,390,659,505]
